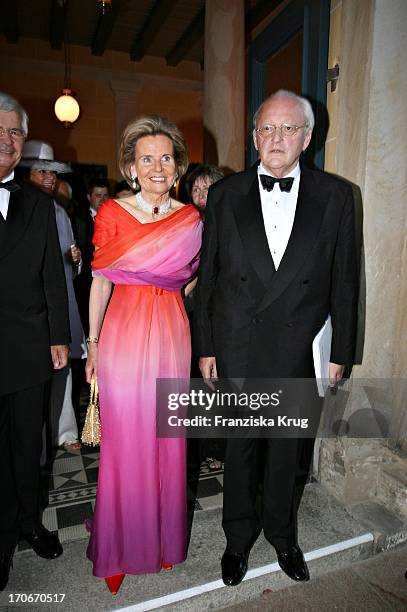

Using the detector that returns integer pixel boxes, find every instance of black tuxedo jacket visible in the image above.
[0,180,70,396]
[194,164,358,379]
[73,208,94,276]
[72,208,94,334]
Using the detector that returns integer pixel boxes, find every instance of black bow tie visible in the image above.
[260,174,294,193]
[0,179,21,193]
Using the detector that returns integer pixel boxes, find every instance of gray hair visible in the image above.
[253,90,315,131]
[0,92,29,135]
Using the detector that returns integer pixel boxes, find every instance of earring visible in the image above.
[131,175,137,190]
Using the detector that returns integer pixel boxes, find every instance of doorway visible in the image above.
[248,0,330,169]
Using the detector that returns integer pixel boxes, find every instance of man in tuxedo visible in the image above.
[0,93,70,590]
[73,178,109,335]
[194,90,358,585]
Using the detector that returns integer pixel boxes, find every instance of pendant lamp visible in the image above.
[54,1,80,128]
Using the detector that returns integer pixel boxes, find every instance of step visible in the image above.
[221,545,407,612]
[8,483,374,612]
[348,500,407,552]
[377,460,407,520]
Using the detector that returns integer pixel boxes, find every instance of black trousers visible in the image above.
[0,381,49,553]
[222,436,315,554]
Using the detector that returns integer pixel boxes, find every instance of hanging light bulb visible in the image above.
[97,0,112,15]
[54,88,80,128]
[54,0,81,128]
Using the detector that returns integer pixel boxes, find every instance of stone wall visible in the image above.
[319,0,407,511]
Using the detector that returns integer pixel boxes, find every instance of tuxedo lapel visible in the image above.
[231,166,276,289]
[255,167,326,314]
[0,182,38,261]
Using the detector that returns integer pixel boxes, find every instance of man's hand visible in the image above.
[50,344,69,369]
[328,362,345,387]
[199,356,218,389]
[67,244,82,265]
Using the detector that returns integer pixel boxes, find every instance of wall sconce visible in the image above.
[54,0,80,128]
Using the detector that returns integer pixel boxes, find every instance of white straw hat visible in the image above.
[19,140,72,174]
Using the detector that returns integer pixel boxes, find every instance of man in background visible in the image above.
[19,140,84,450]
[74,177,109,334]
[87,177,109,218]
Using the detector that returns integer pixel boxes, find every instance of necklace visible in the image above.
[136,191,171,216]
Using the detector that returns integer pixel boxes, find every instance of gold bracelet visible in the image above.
[86,336,99,344]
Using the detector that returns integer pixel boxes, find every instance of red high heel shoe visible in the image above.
[161,562,173,571]
[105,573,125,595]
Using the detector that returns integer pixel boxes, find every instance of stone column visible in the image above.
[318,0,407,518]
[338,0,407,384]
[203,0,245,172]
[335,0,407,441]
[363,0,407,450]
[110,80,141,178]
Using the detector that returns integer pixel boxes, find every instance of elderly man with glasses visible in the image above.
[0,93,70,591]
[194,90,358,586]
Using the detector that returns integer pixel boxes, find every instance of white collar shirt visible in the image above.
[0,171,15,221]
[90,207,97,220]
[257,162,301,269]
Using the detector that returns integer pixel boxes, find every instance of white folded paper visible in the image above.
[312,315,332,397]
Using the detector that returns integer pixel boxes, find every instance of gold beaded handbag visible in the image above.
[81,375,101,446]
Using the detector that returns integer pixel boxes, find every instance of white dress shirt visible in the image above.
[0,171,14,220]
[258,162,301,269]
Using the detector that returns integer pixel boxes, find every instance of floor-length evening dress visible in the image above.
[86,199,202,577]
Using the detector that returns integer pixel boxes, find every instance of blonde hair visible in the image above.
[119,115,189,187]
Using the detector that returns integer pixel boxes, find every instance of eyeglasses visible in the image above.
[0,127,26,140]
[255,124,307,138]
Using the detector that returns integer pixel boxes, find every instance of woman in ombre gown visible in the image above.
[85,116,202,592]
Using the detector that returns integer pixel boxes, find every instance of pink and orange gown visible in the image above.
[86,199,202,577]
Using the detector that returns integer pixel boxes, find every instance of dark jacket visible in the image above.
[194,164,358,379]
[0,180,70,395]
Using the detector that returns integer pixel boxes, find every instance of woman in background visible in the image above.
[188,164,224,217]
[85,115,202,594]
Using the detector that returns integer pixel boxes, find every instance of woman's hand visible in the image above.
[85,343,98,383]
[184,277,198,297]
[86,275,112,384]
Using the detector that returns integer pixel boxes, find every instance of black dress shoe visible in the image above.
[23,525,63,559]
[275,545,309,581]
[221,552,248,586]
[0,551,13,591]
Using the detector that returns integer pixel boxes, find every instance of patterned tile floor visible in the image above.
[17,445,224,550]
